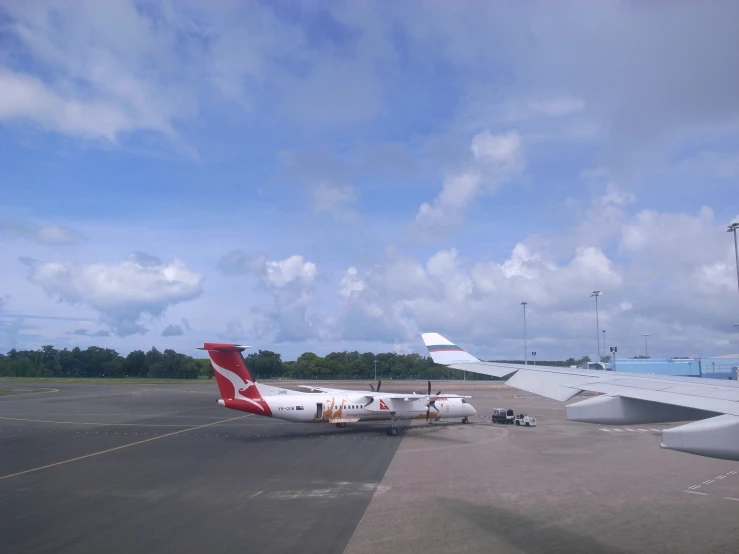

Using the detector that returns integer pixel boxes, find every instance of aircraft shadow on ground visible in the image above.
[447,498,632,554]
[220,422,413,442]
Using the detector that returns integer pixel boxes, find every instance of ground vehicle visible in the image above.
[492,408,515,424]
[515,414,537,427]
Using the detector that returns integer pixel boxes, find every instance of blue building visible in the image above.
[603,354,739,379]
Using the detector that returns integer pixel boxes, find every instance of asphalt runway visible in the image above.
[0,381,406,554]
[2,380,739,554]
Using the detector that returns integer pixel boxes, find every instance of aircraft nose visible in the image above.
[468,404,477,416]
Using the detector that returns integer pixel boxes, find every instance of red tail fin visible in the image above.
[199,343,272,416]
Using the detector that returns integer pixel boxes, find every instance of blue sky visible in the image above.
[1,1,739,361]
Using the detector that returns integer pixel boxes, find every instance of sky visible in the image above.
[1,0,739,362]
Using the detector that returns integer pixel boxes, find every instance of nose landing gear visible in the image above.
[461,417,469,424]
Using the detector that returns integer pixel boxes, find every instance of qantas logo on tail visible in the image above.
[211,361,265,412]
[379,399,389,410]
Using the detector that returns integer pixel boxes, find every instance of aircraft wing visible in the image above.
[421,332,739,461]
[297,385,367,394]
[297,384,470,400]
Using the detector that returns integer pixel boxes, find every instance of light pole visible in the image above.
[728,222,739,299]
[591,291,602,365]
[602,329,606,363]
[532,351,537,365]
[642,334,650,358]
[374,360,377,381]
[521,301,528,365]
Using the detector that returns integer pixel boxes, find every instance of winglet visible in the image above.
[421,333,480,365]
[197,343,252,352]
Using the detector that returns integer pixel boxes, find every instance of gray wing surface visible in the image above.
[421,332,739,461]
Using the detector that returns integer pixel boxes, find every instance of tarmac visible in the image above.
[1,379,738,553]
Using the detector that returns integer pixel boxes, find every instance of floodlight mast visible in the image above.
[591,291,602,366]
[642,334,650,358]
[521,301,528,365]
[729,222,739,300]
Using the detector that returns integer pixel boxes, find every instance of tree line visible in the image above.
[0,344,596,380]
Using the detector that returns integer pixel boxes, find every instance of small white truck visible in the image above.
[514,414,537,427]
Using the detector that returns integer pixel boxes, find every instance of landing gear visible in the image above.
[386,413,399,436]
[462,417,469,424]
[336,422,347,428]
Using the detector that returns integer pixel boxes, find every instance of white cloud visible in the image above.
[470,131,522,167]
[330,188,737,359]
[0,221,84,245]
[264,255,317,289]
[24,253,204,336]
[219,252,319,343]
[415,130,523,234]
[338,267,365,298]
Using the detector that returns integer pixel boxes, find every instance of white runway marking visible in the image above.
[684,490,708,496]
[0,415,248,481]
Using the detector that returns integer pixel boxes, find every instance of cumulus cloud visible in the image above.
[25,253,204,337]
[219,251,319,343]
[161,324,184,337]
[0,221,84,245]
[330,188,738,359]
[253,255,318,342]
[415,130,523,234]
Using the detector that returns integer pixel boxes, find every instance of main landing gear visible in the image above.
[335,422,347,428]
[386,413,399,436]
[462,417,469,424]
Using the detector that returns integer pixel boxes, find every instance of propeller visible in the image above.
[369,380,382,393]
[425,380,442,421]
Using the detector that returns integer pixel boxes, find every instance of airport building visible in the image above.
[602,354,739,379]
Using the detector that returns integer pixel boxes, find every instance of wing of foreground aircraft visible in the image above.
[422,332,739,462]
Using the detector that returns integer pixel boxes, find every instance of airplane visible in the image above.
[200,342,478,436]
[421,332,739,462]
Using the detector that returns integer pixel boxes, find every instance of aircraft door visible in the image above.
[316,403,323,420]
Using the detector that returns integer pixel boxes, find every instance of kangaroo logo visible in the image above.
[211,360,265,412]
[379,399,389,410]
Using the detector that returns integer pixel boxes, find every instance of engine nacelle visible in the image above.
[661,414,739,461]
[565,394,714,425]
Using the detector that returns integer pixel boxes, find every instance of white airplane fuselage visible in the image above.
[201,342,477,435]
[217,389,477,424]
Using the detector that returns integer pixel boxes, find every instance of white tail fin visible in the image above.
[421,333,480,365]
